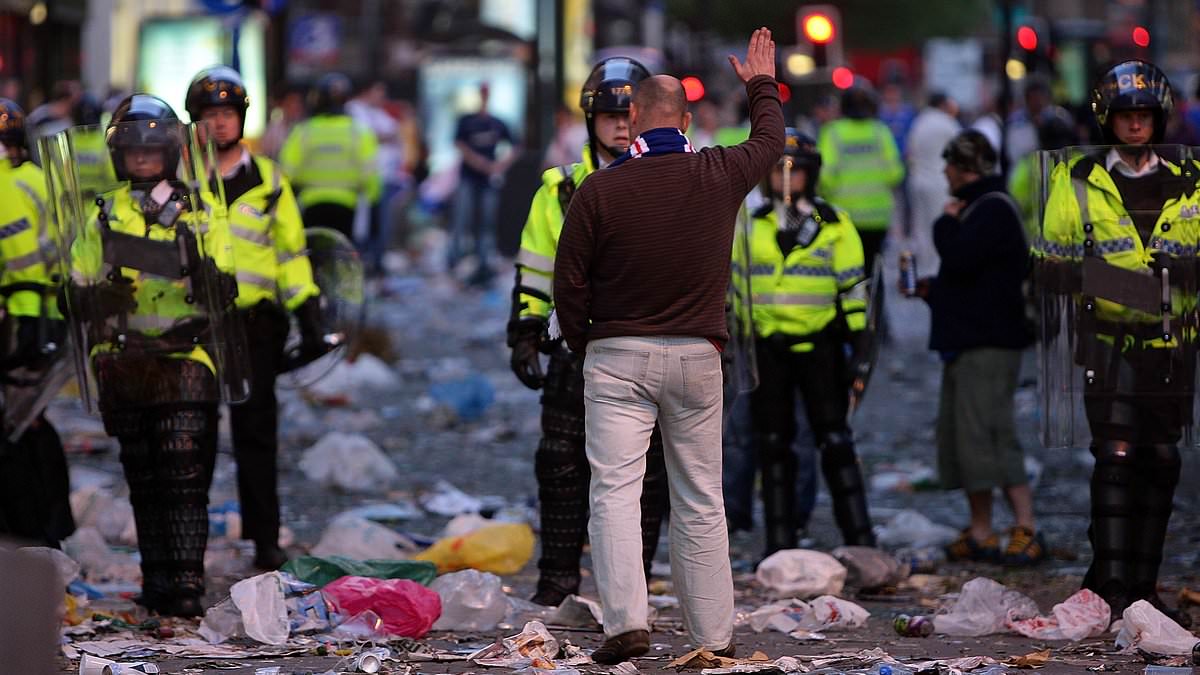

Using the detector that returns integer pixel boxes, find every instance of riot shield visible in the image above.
[278,227,366,388]
[1036,144,1200,449]
[725,201,758,405]
[39,121,249,414]
[847,253,884,418]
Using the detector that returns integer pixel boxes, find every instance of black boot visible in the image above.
[758,433,797,558]
[1129,444,1189,628]
[819,432,876,547]
[1081,441,1138,616]
[641,427,670,581]
[153,406,217,618]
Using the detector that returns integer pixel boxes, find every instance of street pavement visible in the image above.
[52,246,1200,674]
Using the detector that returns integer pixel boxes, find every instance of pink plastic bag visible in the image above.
[323,576,442,638]
[1009,588,1111,641]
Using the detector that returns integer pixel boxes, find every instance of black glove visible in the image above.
[507,316,546,390]
[846,329,870,393]
[295,296,329,360]
[91,278,138,317]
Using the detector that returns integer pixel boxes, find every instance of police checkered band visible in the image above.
[782,265,835,277]
[1156,238,1196,257]
[836,266,865,284]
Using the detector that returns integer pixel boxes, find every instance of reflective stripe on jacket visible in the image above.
[0,159,61,318]
[280,114,381,210]
[816,118,904,230]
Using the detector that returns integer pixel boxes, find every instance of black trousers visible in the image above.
[229,302,290,549]
[534,349,669,596]
[99,357,219,603]
[0,415,75,546]
[750,332,875,551]
[1082,343,1187,613]
[302,203,356,243]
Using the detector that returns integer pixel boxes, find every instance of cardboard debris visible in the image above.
[1006,649,1051,668]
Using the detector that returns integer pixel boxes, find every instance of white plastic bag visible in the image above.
[548,595,605,629]
[62,527,141,583]
[199,598,244,644]
[430,569,509,631]
[310,514,418,560]
[755,550,846,598]
[1008,589,1110,641]
[70,486,137,545]
[747,596,869,634]
[299,432,398,491]
[1115,599,1200,655]
[231,572,290,645]
[934,577,1040,636]
[873,510,959,549]
[469,620,559,667]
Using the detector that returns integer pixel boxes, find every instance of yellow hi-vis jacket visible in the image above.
[226,154,319,311]
[735,199,866,350]
[71,185,235,371]
[513,145,597,319]
[1039,151,1200,343]
[0,159,61,319]
[816,118,904,231]
[280,114,381,211]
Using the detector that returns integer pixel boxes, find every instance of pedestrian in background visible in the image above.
[905,129,1041,566]
[553,27,783,665]
[449,83,520,287]
[905,92,960,273]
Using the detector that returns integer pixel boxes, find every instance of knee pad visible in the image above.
[1091,440,1137,517]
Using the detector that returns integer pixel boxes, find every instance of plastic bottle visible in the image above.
[899,250,917,296]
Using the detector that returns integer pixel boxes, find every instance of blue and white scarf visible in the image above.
[607,127,696,168]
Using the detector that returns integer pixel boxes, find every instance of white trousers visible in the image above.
[583,336,732,649]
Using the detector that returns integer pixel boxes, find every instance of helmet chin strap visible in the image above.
[217,138,241,152]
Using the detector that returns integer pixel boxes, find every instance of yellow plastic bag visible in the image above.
[414,523,535,575]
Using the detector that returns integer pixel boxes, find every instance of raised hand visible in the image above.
[728,27,776,83]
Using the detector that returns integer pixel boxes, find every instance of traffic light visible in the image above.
[1013,17,1050,76]
[796,4,843,70]
[681,76,705,103]
[1131,25,1150,48]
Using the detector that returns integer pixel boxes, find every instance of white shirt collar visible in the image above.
[221,146,252,179]
[1105,147,1159,178]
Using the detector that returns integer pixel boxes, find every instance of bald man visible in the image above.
[554,29,784,664]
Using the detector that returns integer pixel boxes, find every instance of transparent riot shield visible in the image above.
[277,227,366,388]
[846,253,884,418]
[1036,144,1200,449]
[39,121,249,415]
[724,202,758,405]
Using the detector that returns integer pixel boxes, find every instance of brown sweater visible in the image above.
[553,75,785,353]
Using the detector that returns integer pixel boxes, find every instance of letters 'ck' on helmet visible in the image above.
[1091,60,1173,144]
[782,127,822,191]
[185,65,250,144]
[107,93,182,182]
[0,98,27,153]
[579,57,650,166]
[310,73,353,115]
[941,128,997,176]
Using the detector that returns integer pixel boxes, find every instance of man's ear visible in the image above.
[681,111,692,133]
[629,102,639,133]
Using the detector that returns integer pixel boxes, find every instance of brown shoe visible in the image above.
[592,630,650,664]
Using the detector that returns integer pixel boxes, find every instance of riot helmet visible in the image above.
[941,129,997,176]
[579,57,650,166]
[185,65,250,149]
[106,94,182,184]
[309,73,353,115]
[1091,60,1172,145]
[774,127,822,200]
[0,98,27,162]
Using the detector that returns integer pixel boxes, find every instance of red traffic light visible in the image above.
[778,83,792,103]
[802,13,835,44]
[1016,26,1038,51]
[681,76,705,103]
[1132,25,1150,48]
[831,67,854,90]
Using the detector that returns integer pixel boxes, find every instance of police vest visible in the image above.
[227,155,319,310]
[513,145,597,319]
[740,199,867,348]
[280,115,381,210]
[816,118,904,230]
[0,159,60,319]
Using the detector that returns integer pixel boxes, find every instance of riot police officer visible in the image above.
[56,94,242,616]
[742,128,876,557]
[280,73,380,241]
[1038,61,1195,624]
[0,98,74,546]
[508,58,669,606]
[186,66,323,570]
